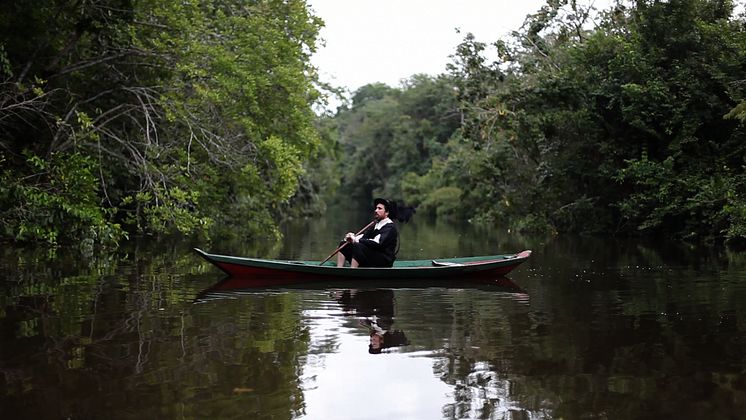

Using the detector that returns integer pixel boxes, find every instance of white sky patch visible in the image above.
[307,0,618,111]
[308,0,550,93]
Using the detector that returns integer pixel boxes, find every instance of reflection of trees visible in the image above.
[334,289,395,319]
[0,243,310,419]
[394,237,746,419]
[399,290,539,419]
[4,235,746,419]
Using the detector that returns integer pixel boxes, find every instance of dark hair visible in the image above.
[367,330,409,354]
[373,198,416,223]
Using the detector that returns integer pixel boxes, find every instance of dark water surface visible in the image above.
[2,215,746,419]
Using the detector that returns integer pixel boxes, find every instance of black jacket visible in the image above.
[359,220,398,263]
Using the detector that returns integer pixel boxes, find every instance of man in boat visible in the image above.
[336,198,399,268]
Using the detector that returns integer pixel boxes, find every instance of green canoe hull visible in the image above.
[194,248,531,281]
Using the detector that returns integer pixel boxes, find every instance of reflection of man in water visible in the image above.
[335,289,394,318]
[333,289,409,354]
[360,317,409,354]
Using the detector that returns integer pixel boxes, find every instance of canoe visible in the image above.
[193,248,531,280]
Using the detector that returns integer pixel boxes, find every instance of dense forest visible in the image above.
[1,0,745,248]
[0,0,325,247]
[328,0,746,242]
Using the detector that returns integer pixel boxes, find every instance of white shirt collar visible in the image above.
[375,218,393,230]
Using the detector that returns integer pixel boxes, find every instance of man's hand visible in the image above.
[344,232,358,243]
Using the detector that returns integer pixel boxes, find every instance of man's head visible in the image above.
[373,198,391,221]
[368,332,384,354]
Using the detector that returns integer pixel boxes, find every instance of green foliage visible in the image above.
[6,0,745,244]
[332,75,461,202]
[0,0,325,246]
[259,136,304,201]
[0,152,126,247]
[722,178,746,240]
[615,152,746,240]
[0,43,11,79]
[416,0,746,240]
[139,186,212,236]
[422,186,464,218]
[284,115,342,218]
[726,99,746,122]
[325,0,746,242]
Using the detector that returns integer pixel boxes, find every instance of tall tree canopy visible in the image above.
[4,0,746,246]
[0,0,323,246]
[332,76,461,208]
[329,0,746,241]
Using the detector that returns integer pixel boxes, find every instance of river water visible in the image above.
[1,213,746,419]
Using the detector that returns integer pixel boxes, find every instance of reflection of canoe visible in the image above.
[193,248,531,280]
[194,277,528,303]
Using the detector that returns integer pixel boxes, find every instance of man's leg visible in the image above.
[354,244,392,267]
[350,243,375,267]
[337,244,353,267]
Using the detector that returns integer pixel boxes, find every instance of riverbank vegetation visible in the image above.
[329,0,746,242]
[0,0,324,247]
[2,0,745,247]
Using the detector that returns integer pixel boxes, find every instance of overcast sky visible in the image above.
[307,0,559,93]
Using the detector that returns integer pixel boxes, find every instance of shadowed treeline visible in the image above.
[320,0,746,243]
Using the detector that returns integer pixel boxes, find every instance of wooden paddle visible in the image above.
[319,219,376,265]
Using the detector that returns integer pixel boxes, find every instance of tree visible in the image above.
[332,76,460,203]
[0,0,324,245]
[408,0,746,240]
